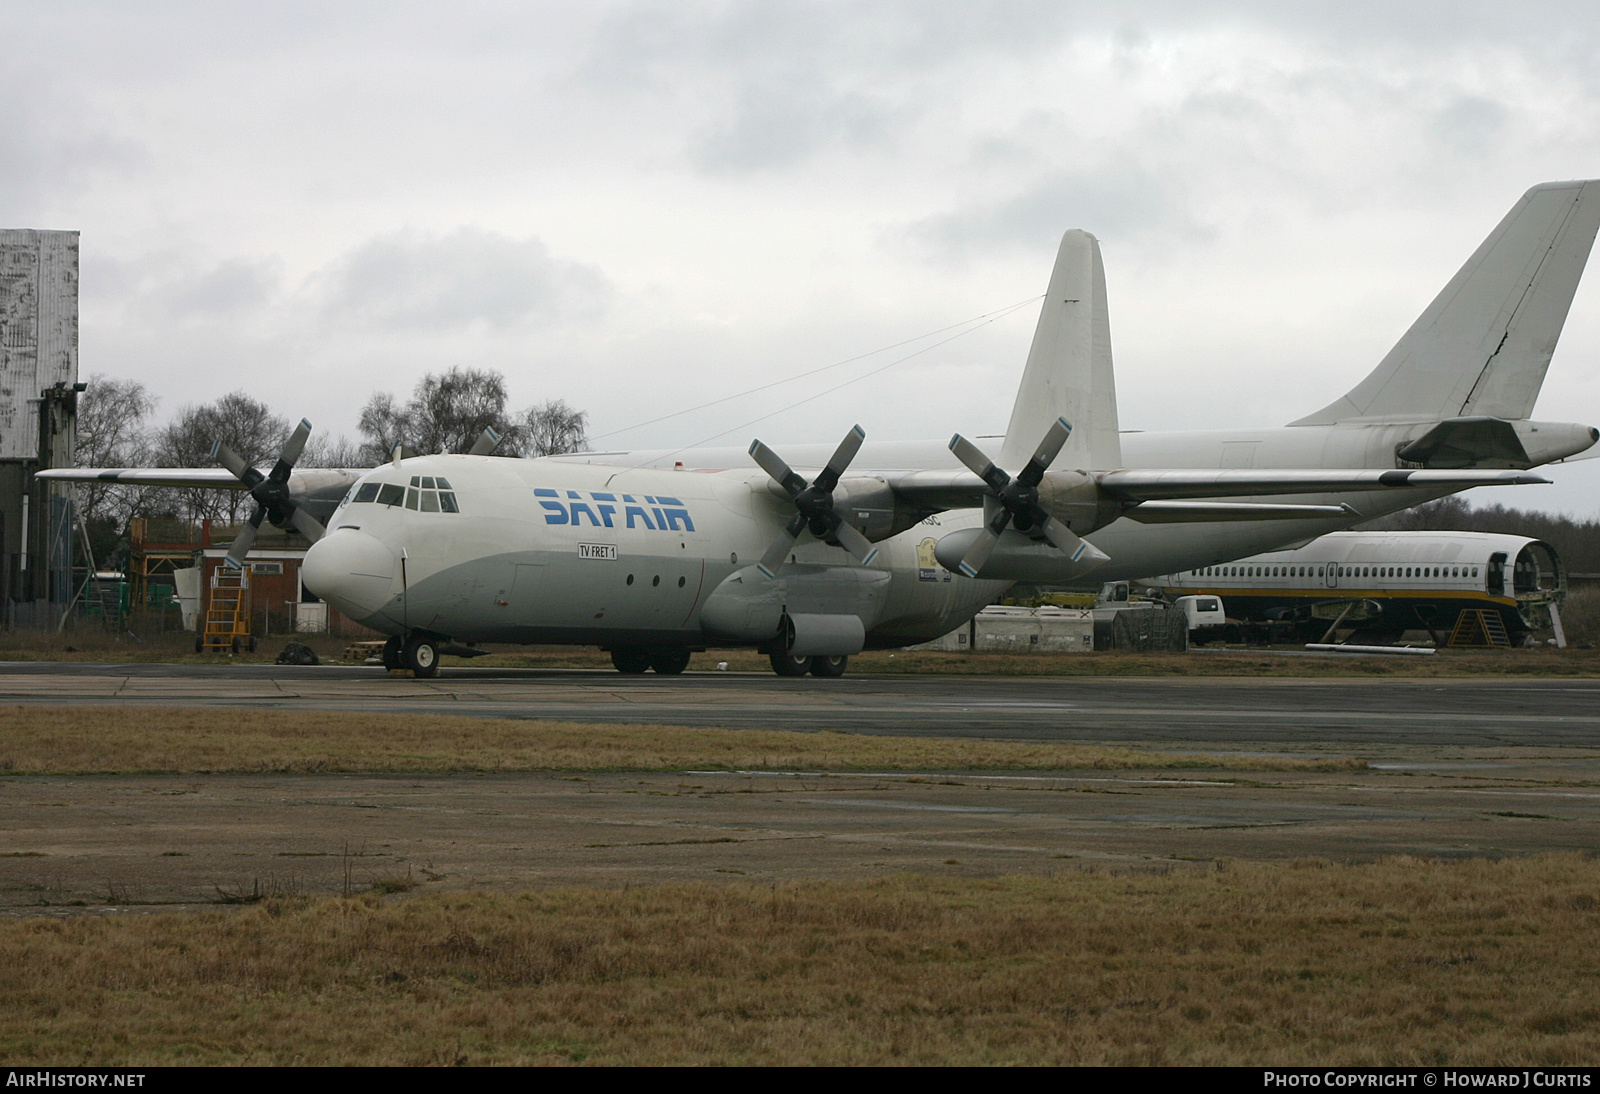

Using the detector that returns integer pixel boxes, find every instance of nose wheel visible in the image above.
[385,633,440,677]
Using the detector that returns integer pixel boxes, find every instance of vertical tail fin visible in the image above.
[1293,180,1600,426]
[1001,229,1122,471]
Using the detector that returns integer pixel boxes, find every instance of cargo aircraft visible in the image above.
[41,181,1600,677]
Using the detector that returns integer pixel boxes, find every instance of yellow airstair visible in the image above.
[197,565,257,654]
[1447,609,1512,648]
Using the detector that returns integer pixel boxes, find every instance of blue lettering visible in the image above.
[662,508,695,532]
[596,504,617,527]
[540,501,569,524]
[656,495,684,506]
[624,506,655,530]
[592,492,617,502]
[535,488,558,497]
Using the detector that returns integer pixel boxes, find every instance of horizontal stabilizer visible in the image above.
[1095,467,1549,500]
[1394,417,1529,468]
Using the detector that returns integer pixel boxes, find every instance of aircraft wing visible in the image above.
[35,467,247,489]
[872,466,1547,512]
[35,466,365,493]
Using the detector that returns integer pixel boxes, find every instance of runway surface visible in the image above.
[0,661,1597,747]
[7,661,1598,910]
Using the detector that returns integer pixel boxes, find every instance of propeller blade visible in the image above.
[955,524,1005,579]
[814,424,866,492]
[211,441,262,487]
[289,506,327,542]
[1036,515,1109,565]
[224,507,267,568]
[948,434,1011,493]
[467,426,502,456]
[271,419,312,478]
[1017,416,1072,487]
[748,440,807,498]
[831,519,879,566]
[757,513,808,578]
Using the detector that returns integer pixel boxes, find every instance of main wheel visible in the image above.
[194,634,204,654]
[809,655,848,678]
[381,635,403,671]
[647,647,691,675]
[404,634,440,678]
[769,650,812,677]
[611,647,652,674]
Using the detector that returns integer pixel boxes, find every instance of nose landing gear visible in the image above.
[383,633,441,677]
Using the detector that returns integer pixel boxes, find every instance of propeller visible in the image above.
[946,416,1109,578]
[212,418,327,568]
[748,425,880,578]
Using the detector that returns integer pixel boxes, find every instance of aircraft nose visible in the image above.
[301,529,398,621]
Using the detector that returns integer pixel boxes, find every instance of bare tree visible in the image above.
[519,398,588,456]
[73,375,157,531]
[155,392,289,522]
[301,433,366,468]
[359,367,527,460]
[357,391,409,465]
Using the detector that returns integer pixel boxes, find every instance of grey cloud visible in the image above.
[153,257,284,322]
[909,168,1204,258]
[692,81,908,173]
[312,228,613,331]
[1431,96,1510,158]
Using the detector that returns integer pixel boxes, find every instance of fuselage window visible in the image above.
[405,488,420,511]
[439,492,459,513]
[420,491,440,513]
[354,483,381,504]
[377,483,404,507]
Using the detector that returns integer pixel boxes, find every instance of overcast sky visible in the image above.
[6,1,1600,514]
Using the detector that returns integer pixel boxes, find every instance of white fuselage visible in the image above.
[302,454,1004,648]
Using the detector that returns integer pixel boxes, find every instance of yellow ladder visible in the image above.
[200,566,252,652]
[1448,609,1511,648]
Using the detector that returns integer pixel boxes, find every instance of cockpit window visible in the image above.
[350,479,460,513]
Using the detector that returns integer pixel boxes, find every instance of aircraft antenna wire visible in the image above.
[589,295,1043,444]
[616,295,1042,470]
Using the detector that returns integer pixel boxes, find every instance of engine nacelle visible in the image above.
[1037,470,1124,535]
[700,563,891,644]
[934,527,1110,582]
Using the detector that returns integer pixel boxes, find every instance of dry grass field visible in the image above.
[4,856,1599,1065]
[0,704,1361,775]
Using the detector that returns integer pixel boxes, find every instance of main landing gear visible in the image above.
[768,652,849,677]
[384,633,441,678]
[609,646,692,674]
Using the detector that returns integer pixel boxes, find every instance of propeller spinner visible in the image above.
[749,425,880,578]
[946,416,1109,578]
[212,418,327,568]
